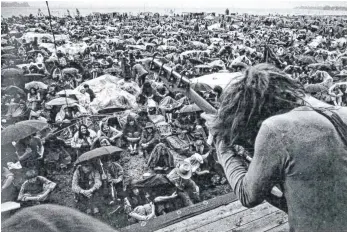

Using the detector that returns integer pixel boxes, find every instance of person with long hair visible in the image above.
[205,63,347,231]
[27,87,41,111]
[122,115,142,155]
[71,124,97,160]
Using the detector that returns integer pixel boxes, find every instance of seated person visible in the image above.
[2,166,17,203]
[17,169,56,206]
[5,100,30,124]
[71,124,97,160]
[27,88,41,111]
[72,162,101,215]
[15,135,43,171]
[167,161,200,207]
[147,143,175,173]
[55,104,84,124]
[139,122,159,158]
[96,121,123,147]
[99,156,124,204]
[122,115,142,155]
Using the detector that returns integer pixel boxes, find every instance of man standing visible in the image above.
[84,84,95,102]
[206,64,347,231]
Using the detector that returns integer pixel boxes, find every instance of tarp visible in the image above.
[21,32,69,43]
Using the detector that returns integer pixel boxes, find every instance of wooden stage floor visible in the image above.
[156,201,289,232]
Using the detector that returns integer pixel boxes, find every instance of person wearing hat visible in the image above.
[139,122,159,158]
[166,161,200,206]
[72,162,102,215]
[17,169,56,206]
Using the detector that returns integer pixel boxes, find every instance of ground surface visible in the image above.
[46,147,230,229]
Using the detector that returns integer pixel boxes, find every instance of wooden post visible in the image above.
[45,1,57,52]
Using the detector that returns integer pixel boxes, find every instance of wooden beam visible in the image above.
[230,210,288,232]
[158,201,246,232]
[121,192,237,232]
[265,222,289,232]
[193,202,280,232]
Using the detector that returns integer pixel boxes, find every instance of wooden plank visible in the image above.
[157,201,247,232]
[121,192,237,232]
[265,222,289,232]
[193,202,279,232]
[230,210,288,232]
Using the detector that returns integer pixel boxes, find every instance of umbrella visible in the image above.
[25,81,48,90]
[5,85,25,95]
[2,68,23,79]
[56,89,81,96]
[2,46,16,52]
[1,54,17,59]
[24,73,46,79]
[191,82,213,92]
[46,97,78,106]
[75,146,123,165]
[179,104,202,113]
[1,120,48,145]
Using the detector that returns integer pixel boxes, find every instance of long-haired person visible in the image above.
[207,63,347,232]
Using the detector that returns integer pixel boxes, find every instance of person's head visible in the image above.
[83,84,90,90]
[80,88,86,94]
[81,162,93,173]
[213,63,305,148]
[30,87,37,95]
[101,123,110,133]
[19,100,26,108]
[127,114,136,126]
[25,169,38,183]
[132,187,140,196]
[78,124,89,137]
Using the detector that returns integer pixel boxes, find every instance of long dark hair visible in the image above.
[213,63,305,148]
[78,124,90,139]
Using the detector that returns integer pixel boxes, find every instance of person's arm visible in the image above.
[217,122,286,209]
[27,93,31,102]
[17,181,28,201]
[1,170,14,191]
[154,192,178,202]
[90,171,102,192]
[71,133,81,148]
[71,169,82,194]
[129,211,148,221]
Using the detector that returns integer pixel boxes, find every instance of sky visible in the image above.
[8,0,347,9]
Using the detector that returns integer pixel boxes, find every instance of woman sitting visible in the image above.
[147,143,175,174]
[27,88,41,111]
[96,122,123,147]
[122,115,142,155]
[71,124,97,161]
[4,100,30,124]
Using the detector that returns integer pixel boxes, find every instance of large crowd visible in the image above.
[1,10,346,227]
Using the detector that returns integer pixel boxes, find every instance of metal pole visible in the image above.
[46,1,57,52]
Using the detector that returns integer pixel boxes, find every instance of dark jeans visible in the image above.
[177,189,200,207]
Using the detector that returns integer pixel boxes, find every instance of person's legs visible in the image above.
[177,190,193,207]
